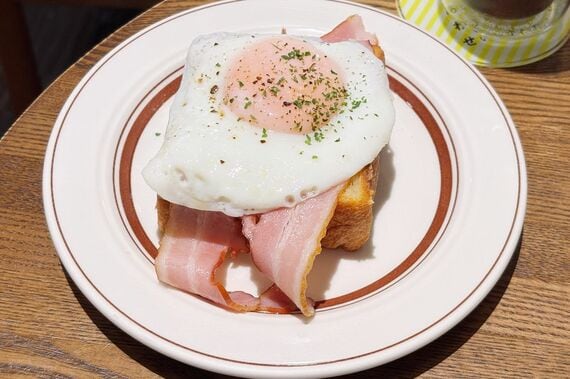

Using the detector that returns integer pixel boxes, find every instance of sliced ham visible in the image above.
[322,14,378,44]
[242,185,343,317]
[321,15,385,62]
[156,204,298,312]
[156,185,342,316]
[155,205,259,311]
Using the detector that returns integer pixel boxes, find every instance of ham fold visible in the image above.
[322,15,385,62]
[321,14,378,44]
[155,205,258,311]
[243,185,343,317]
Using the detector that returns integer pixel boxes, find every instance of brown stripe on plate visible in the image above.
[117,71,454,311]
[118,75,182,259]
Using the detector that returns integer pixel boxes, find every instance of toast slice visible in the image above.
[321,156,379,251]
[156,155,379,252]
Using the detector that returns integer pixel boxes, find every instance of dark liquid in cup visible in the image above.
[465,0,554,19]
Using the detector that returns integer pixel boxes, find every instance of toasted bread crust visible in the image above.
[156,196,170,237]
[321,157,379,251]
[320,41,384,250]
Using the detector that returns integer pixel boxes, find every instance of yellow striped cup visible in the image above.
[397,0,570,67]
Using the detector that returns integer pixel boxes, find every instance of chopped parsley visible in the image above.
[314,131,324,142]
[351,97,368,111]
[281,48,312,61]
[293,98,304,109]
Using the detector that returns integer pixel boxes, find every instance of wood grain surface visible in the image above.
[1,0,569,377]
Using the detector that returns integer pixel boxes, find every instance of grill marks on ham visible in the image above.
[243,185,343,317]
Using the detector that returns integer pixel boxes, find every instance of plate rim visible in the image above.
[42,0,527,377]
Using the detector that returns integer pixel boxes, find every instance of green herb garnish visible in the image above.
[281,48,312,61]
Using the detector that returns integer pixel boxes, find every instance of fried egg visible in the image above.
[143,32,394,217]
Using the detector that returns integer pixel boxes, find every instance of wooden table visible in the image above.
[1,1,568,377]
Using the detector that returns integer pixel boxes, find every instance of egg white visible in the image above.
[143,32,394,216]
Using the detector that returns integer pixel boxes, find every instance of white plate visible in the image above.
[43,0,526,377]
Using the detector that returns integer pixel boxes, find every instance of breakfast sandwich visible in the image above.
[143,15,395,317]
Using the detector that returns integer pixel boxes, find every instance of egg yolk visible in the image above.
[223,37,347,134]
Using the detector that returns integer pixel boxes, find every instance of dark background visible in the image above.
[0,1,159,137]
